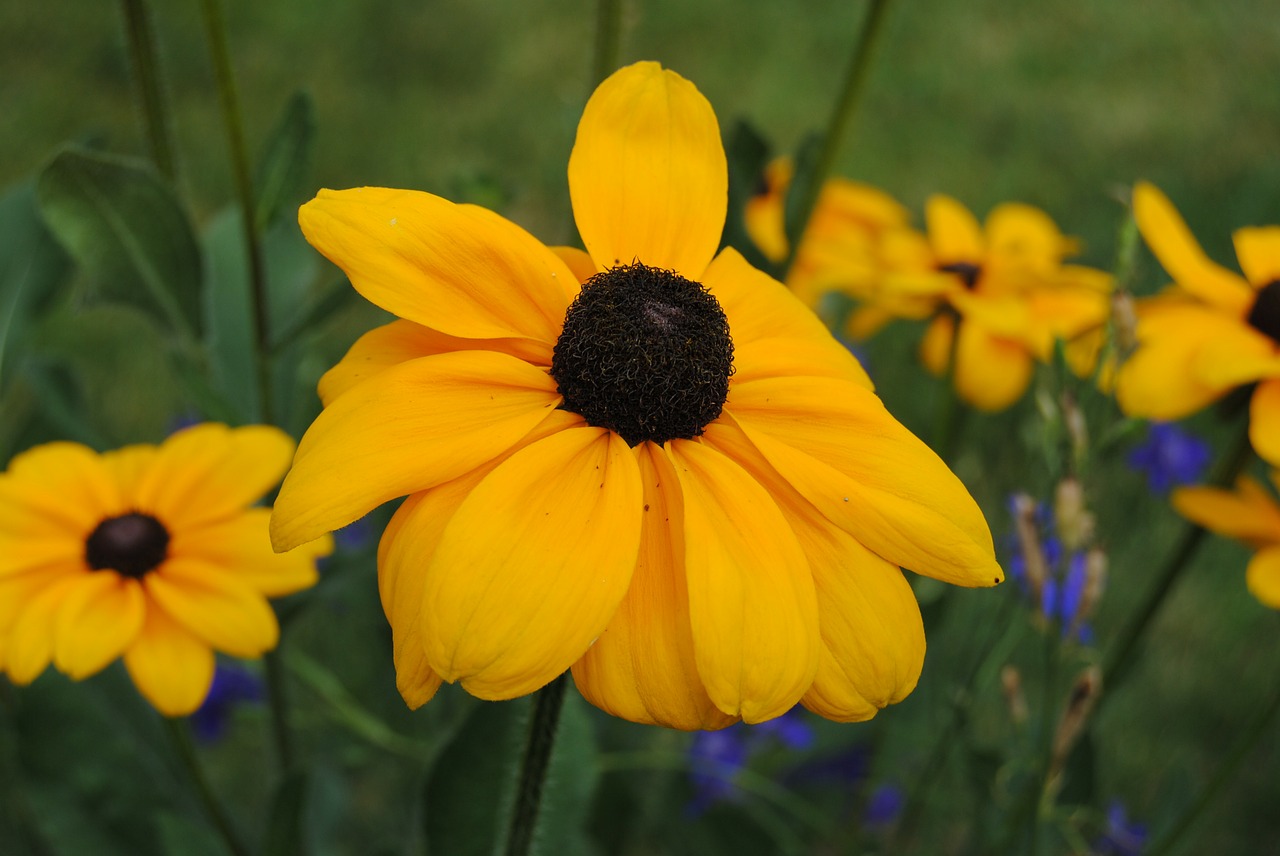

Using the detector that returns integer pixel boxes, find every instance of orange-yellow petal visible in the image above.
[0,442,122,535]
[173,509,326,598]
[145,559,279,657]
[1245,546,1280,609]
[123,605,216,716]
[985,202,1075,272]
[572,442,735,730]
[926,195,984,265]
[1234,227,1280,288]
[1172,477,1280,549]
[1193,329,1280,389]
[1114,303,1240,419]
[53,573,145,679]
[271,351,560,551]
[420,427,642,699]
[666,438,819,723]
[952,321,1034,412]
[1252,380,1280,468]
[568,61,726,278]
[377,493,446,709]
[5,576,81,684]
[548,246,597,285]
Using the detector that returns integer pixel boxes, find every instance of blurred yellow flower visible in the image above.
[1115,182,1280,466]
[273,61,1001,731]
[0,424,330,716]
[1173,474,1280,608]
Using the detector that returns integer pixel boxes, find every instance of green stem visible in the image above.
[199,0,273,422]
[1102,424,1254,696]
[503,674,569,856]
[1144,681,1280,856]
[590,0,623,88]
[782,0,896,282]
[163,717,250,856]
[119,0,176,181]
[265,648,296,771]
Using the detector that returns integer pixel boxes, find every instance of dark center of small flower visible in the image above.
[1246,280,1280,343]
[550,263,734,446]
[938,261,981,289]
[85,512,170,578]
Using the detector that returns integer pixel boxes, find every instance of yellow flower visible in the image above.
[0,424,330,716]
[1173,474,1280,608]
[1115,182,1280,466]
[272,61,1002,730]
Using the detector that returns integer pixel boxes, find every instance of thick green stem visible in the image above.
[199,0,273,422]
[504,674,569,856]
[591,0,623,88]
[782,0,896,281]
[164,717,250,856]
[120,0,176,181]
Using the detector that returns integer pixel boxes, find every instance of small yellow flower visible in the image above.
[1173,474,1280,608]
[0,424,330,716]
[273,61,1002,730]
[1115,182,1280,466]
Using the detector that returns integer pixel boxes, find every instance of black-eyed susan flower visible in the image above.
[272,61,1002,730]
[1115,182,1280,466]
[1172,473,1280,609]
[0,424,331,716]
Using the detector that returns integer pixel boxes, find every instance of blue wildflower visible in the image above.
[1094,800,1147,856]
[1005,497,1094,642]
[190,663,264,743]
[1127,422,1211,493]
[863,783,905,827]
[686,708,815,814]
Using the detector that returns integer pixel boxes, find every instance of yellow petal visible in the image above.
[300,187,574,343]
[53,573,145,679]
[952,321,1034,412]
[925,195,983,265]
[123,605,215,716]
[319,320,553,407]
[1172,478,1280,548]
[1132,182,1253,313]
[1114,304,1238,419]
[985,202,1074,271]
[704,248,872,389]
[666,438,819,723]
[1022,287,1112,359]
[5,576,81,684]
[132,424,295,531]
[1252,380,1280,468]
[0,565,80,633]
[568,61,726,278]
[377,494,445,709]
[548,246,598,285]
[0,442,122,535]
[1245,546,1280,609]
[727,377,1002,587]
[1234,227,1280,288]
[271,351,560,551]
[146,559,279,657]
[1193,330,1280,389]
[919,313,954,377]
[173,509,325,598]
[421,427,642,699]
[572,442,736,730]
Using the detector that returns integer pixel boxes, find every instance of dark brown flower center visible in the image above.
[85,512,170,578]
[550,263,734,446]
[1246,280,1280,343]
[938,261,981,289]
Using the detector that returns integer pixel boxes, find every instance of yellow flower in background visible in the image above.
[0,424,330,716]
[273,61,1002,731]
[1115,182,1280,466]
[1173,474,1280,608]
[743,158,909,308]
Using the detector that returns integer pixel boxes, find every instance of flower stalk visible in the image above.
[504,673,569,856]
[591,0,623,88]
[164,717,250,856]
[119,0,176,182]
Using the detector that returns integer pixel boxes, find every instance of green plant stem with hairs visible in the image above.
[503,674,569,856]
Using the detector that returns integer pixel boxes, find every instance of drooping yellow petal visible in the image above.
[420,427,642,699]
[4,576,81,684]
[1132,182,1253,314]
[703,248,872,389]
[727,376,1001,587]
[925,195,984,265]
[1245,546,1280,609]
[1252,380,1280,468]
[0,442,122,535]
[173,509,326,598]
[666,438,819,723]
[568,61,727,278]
[1193,330,1280,389]
[1114,303,1239,419]
[1233,227,1280,288]
[318,320,553,407]
[573,442,735,730]
[952,321,1034,412]
[377,493,444,709]
[300,187,575,343]
[271,351,560,551]
[132,424,295,531]
[1172,478,1280,549]
[919,314,954,377]
[124,605,216,717]
[53,573,145,679]
[0,565,79,633]
[145,559,279,657]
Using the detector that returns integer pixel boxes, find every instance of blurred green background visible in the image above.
[4,1,1280,853]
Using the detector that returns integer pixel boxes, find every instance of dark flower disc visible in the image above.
[85,512,171,578]
[1246,280,1280,343]
[938,261,981,289]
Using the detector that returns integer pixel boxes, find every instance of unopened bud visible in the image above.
[1054,478,1094,552]
[1111,291,1139,356]
[1048,666,1103,788]
[1012,493,1048,601]
[1001,665,1028,727]
[1072,547,1109,635]
[1062,392,1089,468]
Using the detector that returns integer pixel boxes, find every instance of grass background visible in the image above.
[4,1,1280,853]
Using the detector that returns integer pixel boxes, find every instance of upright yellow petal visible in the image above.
[926,195,984,265]
[0,442,122,535]
[271,351,560,551]
[573,443,735,730]
[124,606,215,716]
[420,428,643,699]
[1233,227,1280,288]
[568,62,727,278]
[985,202,1074,271]
[666,439,819,723]
[53,573,145,679]
[1245,547,1280,609]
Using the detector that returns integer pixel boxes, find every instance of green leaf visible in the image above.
[202,208,261,422]
[254,92,317,231]
[720,119,775,274]
[424,688,599,856]
[36,146,203,339]
[261,771,310,856]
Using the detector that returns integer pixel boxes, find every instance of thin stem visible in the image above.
[163,717,250,856]
[1102,424,1254,696]
[590,0,623,88]
[504,674,569,856]
[119,0,176,181]
[1144,681,1280,856]
[783,0,896,281]
[199,0,273,421]
[265,648,296,771]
